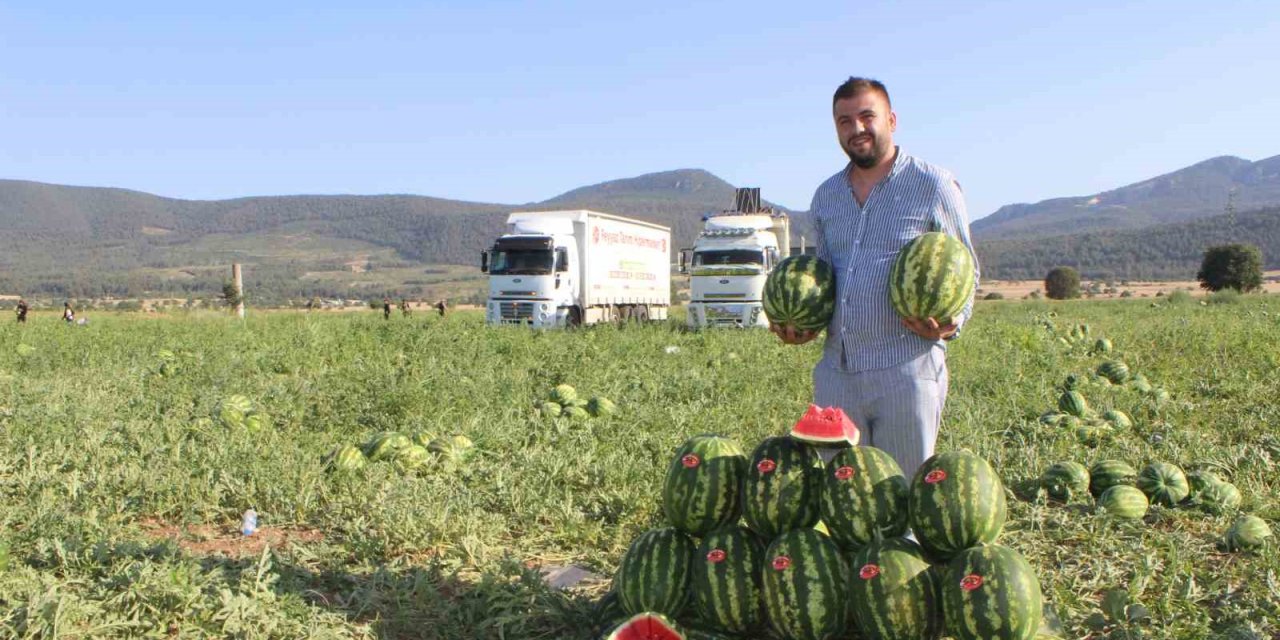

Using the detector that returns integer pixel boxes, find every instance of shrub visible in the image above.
[1166,290,1193,305]
[983,292,1005,300]
[1044,267,1081,300]
[1198,244,1263,292]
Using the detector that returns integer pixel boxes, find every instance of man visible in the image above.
[400,298,411,317]
[435,299,448,318]
[15,299,29,323]
[63,301,75,324]
[771,77,979,480]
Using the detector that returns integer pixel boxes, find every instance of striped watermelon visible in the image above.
[1039,461,1089,503]
[742,437,824,539]
[617,528,695,617]
[691,525,765,634]
[1102,409,1132,429]
[942,544,1043,640]
[887,231,976,323]
[1096,360,1130,384]
[762,256,836,332]
[606,613,684,640]
[1057,391,1089,418]
[762,529,850,640]
[394,444,431,472]
[1186,469,1226,499]
[1223,515,1273,551]
[1098,485,1148,519]
[1197,480,1242,514]
[365,432,413,461]
[1135,462,1189,507]
[594,590,630,638]
[1088,460,1137,498]
[849,538,943,640]
[327,444,367,472]
[908,451,1007,562]
[819,446,909,551]
[663,435,747,536]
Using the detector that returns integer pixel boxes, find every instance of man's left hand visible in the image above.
[901,316,957,340]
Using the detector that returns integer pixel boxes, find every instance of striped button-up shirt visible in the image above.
[810,147,979,373]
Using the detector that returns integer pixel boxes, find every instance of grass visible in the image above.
[0,298,1277,638]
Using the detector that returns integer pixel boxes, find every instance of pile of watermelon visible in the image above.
[325,431,474,474]
[599,407,1046,640]
[215,394,270,432]
[538,384,617,420]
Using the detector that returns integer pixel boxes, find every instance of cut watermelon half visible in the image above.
[606,612,684,640]
[789,404,860,447]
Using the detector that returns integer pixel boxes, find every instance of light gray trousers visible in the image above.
[812,346,949,482]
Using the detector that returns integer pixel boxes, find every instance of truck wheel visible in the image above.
[634,306,649,322]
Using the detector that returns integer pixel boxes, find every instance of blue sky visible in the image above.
[2,1,1278,219]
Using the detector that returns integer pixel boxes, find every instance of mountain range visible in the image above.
[2,154,1279,301]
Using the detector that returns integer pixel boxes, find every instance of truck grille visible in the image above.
[499,302,535,322]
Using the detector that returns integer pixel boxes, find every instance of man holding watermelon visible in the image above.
[770,77,979,479]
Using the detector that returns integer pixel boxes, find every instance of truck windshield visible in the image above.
[489,249,554,275]
[693,249,764,267]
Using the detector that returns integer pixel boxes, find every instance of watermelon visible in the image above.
[887,232,976,323]
[1186,469,1226,499]
[1057,391,1089,418]
[411,431,436,448]
[762,255,836,332]
[1197,481,1242,514]
[742,436,824,539]
[243,412,268,432]
[588,396,618,417]
[564,405,591,420]
[1092,338,1113,354]
[849,538,943,640]
[539,401,563,418]
[594,590,629,638]
[327,444,367,472]
[942,544,1043,640]
[1037,412,1066,427]
[1074,424,1113,447]
[1039,461,1089,503]
[691,525,765,633]
[663,435,747,537]
[762,529,850,640]
[789,404,860,448]
[217,394,254,428]
[365,432,413,461]
[1135,462,1190,507]
[908,451,1007,562]
[1223,515,1273,552]
[428,434,475,462]
[616,528,695,617]
[606,613,684,640]
[550,384,578,405]
[1102,409,1132,430]
[819,446,909,550]
[1088,460,1137,497]
[1098,485,1148,519]
[394,444,432,472]
[1096,360,1130,384]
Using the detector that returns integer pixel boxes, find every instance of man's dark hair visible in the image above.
[833,77,891,109]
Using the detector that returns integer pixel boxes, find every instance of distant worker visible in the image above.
[435,299,448,317]
[15,299,29,323]
[400,298,411,317]
[382,297,392,320]
[62,301,75,324]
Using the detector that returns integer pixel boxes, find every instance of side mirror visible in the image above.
[480,251,489,273]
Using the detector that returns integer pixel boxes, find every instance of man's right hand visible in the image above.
[770,323,820,345]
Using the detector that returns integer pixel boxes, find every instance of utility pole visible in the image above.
[232,263,245,319]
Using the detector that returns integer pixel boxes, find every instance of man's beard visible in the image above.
[845,135,887,169]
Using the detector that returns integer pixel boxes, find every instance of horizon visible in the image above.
[3,1,1279,219]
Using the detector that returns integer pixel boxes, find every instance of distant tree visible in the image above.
[221,282,243,308]
[1044,267,1081,300]
[1197,243,1262,292]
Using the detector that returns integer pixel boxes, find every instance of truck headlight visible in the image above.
[540,303,548,310]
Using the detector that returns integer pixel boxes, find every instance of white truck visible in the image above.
[679,188,790,328]
[480,210,671,327]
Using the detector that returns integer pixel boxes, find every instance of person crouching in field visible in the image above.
[435,299,448,318]
[62,301,75,324]
[15,299,29,323]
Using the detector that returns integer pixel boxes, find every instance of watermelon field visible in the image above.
[0,296,1277,639]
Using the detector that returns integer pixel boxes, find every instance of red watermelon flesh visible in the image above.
[790,405,860,447]
[606,613,685,640]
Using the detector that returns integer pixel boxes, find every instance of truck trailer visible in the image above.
[481,210,671,327]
